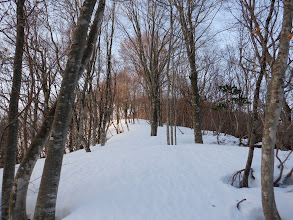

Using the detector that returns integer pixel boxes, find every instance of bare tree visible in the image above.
[261,0,292,219]
[239,0,276,188]
[121,0,170,136]
[1,1,25,219]
[100,2,116,146]
[173,0,220,143]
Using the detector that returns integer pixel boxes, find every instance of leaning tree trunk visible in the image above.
[241,0,275,188]
[1,1,25,219]
[9,104,56,220]
[261,0,292,219]
[33,0,96,217]
[33,0,106,218]
[9,1,106,219]
[241,69,264,188]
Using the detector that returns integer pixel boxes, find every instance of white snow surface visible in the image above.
[1,119,293,220]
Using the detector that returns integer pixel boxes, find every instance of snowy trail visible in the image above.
[1,120,293,220]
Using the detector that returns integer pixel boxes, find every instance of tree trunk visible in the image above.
[166,1,173,145]
[9,104,56,220]
[150,92,159,136]
[261,1,292,219]
[174,0,203,143]
[124,107,130,131]
[189,59,203,143]
[1,1,25,219]
[33,0,104,218]
[280,100,292,149]
[101,2,115,146]
[68,114,74,152]
[7,1,106,218]
[241,0,275,188]
[166,76,171,145]
[92,89,98,145]
[241,70,264,187]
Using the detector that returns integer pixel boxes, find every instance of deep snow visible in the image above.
[1,120,293,220]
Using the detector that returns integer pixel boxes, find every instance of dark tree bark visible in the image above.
[261,0,292,219]
[280,100,292,149]
[174,0,203,143]
[33,0,106,218]
[150,90,159,136]
[1,1,26,219]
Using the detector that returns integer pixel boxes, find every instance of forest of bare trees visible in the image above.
[0,0,292,219]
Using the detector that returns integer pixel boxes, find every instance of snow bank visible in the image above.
[1,119,293,220]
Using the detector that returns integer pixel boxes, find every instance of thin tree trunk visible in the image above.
[78,97,85,149]
[261,1,292,219]
[166,2,173,145]
[280,100,292,149]
[150,92,159,136]
[88,101,93,147]
[92,89,98,145]
[174,81,178,145]
[166,77,171,145]
[241,0,275,188]
[101,2,115,146]
[174,1,203,143]
[241,70,264,187]
[1,1,25,219]
[124,107,130,131]
[158,89,163,127]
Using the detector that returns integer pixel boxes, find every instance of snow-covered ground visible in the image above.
[1,119,293,220]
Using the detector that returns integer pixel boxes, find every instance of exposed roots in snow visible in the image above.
[229,168,255,188]
[274,149,292,186]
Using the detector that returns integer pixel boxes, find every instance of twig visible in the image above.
[278,150,292,168]
[177,127,184,134]
[251,168,255,179]
[237,199,246,210]
[286,168,293,178]
[274,150,292,186]
[230,169,245,187]
[0,89,41,150]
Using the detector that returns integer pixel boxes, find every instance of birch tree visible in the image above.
[261,0,292,219]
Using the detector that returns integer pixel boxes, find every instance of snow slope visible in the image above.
[1,120,293,220]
